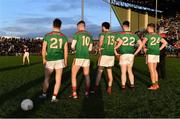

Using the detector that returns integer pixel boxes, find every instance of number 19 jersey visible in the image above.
[73,31,93,59]
[145,33,163,55]
[44,31,68,61]
[99,32,116,56]
[116,32,139,54]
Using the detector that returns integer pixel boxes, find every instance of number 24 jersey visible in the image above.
[144,33,163,55]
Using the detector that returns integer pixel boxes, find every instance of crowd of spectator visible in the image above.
[135,15,180,55]
[0,36,42,56]
[0,15,179,56]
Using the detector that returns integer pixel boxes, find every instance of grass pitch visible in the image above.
[0,55,180,118]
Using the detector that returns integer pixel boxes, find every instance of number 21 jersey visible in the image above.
[44,31,68,61]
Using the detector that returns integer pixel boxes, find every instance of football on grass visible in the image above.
[21,99,33,111]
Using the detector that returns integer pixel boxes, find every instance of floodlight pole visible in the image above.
[110,0,112,30]
[155,0,158,32]
[81,0,84,20]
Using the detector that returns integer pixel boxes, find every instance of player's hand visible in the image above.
[115,54,121,60]
[64,61,68,67]
[144,48,148,54]
[98,48,104,52]
[43,59,47,65]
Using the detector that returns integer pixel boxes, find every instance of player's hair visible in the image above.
[147,23,155,29]
[123,21,130,27]
[102,22,110,29]
[53,18,62,28]
[77,20,86,26]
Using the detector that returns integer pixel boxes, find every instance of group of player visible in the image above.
[39,18,167,102]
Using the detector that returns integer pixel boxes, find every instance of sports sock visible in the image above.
[72,86,76,93]
[85,86,90,93]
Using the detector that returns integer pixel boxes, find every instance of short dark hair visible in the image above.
[53,18,62,28]
[77,20,85,26]
[147,23,155,29]
[102,22,110,29]
[123,21,130,27]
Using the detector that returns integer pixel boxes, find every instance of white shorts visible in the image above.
[147,55,160,63]
[98,55,115,67]
[24,52,29,57]
[46,59,65,69]
[119,54,134,66]
[73,58,90,67]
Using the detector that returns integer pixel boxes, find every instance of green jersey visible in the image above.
[44,31,68,61]
[73,30,93,59]
[99,32,116,56]
[116,32,139,54]
[145,33,163,55]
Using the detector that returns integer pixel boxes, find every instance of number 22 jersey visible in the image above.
[116,31,139,54]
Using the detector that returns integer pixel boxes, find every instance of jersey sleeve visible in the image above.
[90,34,93,44]
[64,36,68,43]
[116,33,122,41]
[134,34,140,42]
[43,35,48,42]
[158,35,163,42]
[99,32,104,38]
[144,34,149,40]
[73,34,78,41]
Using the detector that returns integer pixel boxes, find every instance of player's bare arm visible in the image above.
[134,40,143,56]
[42,41,47,65]
[89,43,93,51]
[160,38,168,51]
[114,38,123,56]
[64,42,68,67]
[142,38,148,54]
[98,35,104,52]
[71,40,77,51]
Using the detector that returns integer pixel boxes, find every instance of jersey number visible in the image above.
[150,37,160,46]
[82,36,90,46]
[50,38,62,49]
[107,36,115,45]
[122,37,135,46]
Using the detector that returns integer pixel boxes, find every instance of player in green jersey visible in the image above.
[115,21,143,91]
[71,20,93,99]
[94,22,116,94]
[142,23,167,90]
[39,18,68,102]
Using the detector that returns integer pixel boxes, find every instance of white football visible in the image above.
[21,99,33,111]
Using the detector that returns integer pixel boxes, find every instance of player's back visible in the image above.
[44,31,68,61]
[117,31,139,54]
[145,33,162,55]
[73,30,93,59]
[100,32,116,56]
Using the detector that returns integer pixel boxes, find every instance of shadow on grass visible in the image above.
[3,67,74,118]
[112,68,121,90]
[113,64,151,88]
[0,76,44,106]
[0,61,42,72]
[78,62,105,118]
[133,67,152,87]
